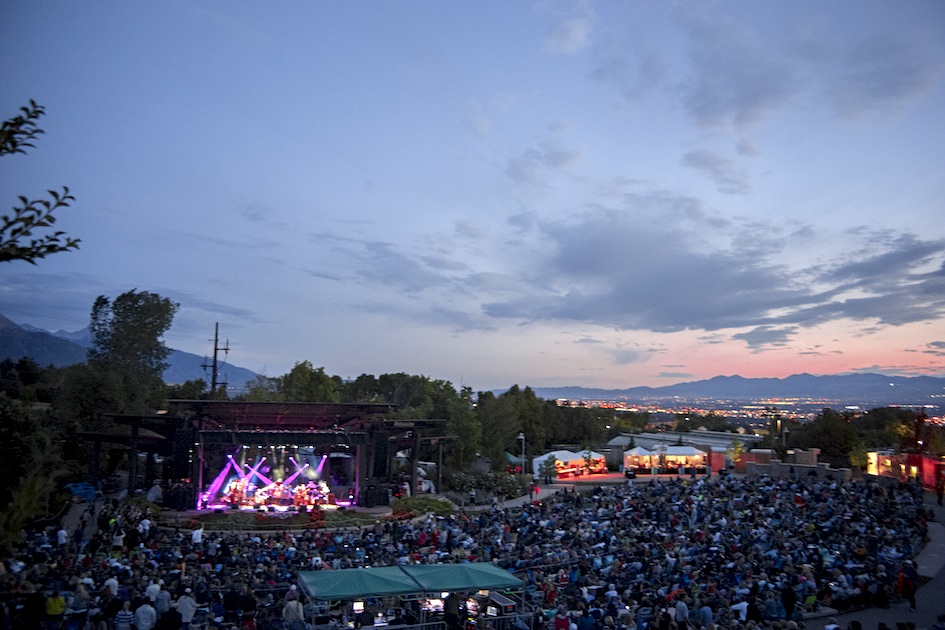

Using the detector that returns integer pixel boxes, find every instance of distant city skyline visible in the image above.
[2,1,944,391]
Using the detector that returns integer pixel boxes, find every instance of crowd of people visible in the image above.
[0,473,937,630]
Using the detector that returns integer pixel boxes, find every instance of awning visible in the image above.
[297,562,523,601]
[298,566,420,600]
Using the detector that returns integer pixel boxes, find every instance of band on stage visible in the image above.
[221,478,334,509]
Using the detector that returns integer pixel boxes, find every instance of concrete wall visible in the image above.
[745,459,851,481]
[786,448,820,465]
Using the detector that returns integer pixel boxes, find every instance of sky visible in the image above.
[2,1,945,391]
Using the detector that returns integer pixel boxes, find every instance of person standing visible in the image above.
[240,586,258,630]
[56,526,68,550]
[674,597,689,630]
[115,601,135,630]
[898,560,919,612]
[283,596,305,630]
[176,588,198,630]
[135,599,157,630]
[105,575,120,598]
[154,583,171,620]
[780,582,797,621]
[936,474,944,506]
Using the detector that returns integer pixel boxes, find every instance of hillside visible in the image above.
[0,315,259,389]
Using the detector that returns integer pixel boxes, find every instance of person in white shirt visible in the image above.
[104,576,119,597]
[134,600,157,630]
[144,578,161,602]
[176,588,199,630]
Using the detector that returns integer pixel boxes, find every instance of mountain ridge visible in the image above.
[0,315,259,390]
[522,372,945,407]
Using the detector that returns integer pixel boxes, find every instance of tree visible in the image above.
[166,379,208,400]
[341,374,382,402]
[444,386,480,468]
[1,101,80,264]
[239,374,280,402]
[538,455,558,484]
[849,438,869,470]
[85,290,179,413]
[0,395,71,552]
[726,438,745,467]
[279,361,340,402]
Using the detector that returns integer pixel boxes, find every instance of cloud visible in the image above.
[543,10,595,54]
[732,326,797,349]
[464,102,492,138]
[612,347,646,365]
[303,269,344,282]
[590,54,667,102]
[0,271,103,330]
[680,12,799,130]
[506,142,583,186]
[472,195,945,348]
[923,341,945,357]
[658,371,693,380]
[681,149,751,194]
[825,36,945,118]
[353,241,450,293]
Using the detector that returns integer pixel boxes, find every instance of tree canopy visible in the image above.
[83,289,180,414]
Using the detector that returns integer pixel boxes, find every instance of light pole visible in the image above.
[518,432,526,477]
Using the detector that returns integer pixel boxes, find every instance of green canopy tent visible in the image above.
[297,565,421,601]
[297,562,523,601]
[404,564,523,593]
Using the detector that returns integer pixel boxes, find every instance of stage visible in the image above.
[197,444,356,512]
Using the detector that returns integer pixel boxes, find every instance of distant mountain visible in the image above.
[162,349,260,391]
[0,314,87,367]
[0,315,259,390]
[525,373,945,407]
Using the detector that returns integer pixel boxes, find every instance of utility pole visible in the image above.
[202,322,229,398]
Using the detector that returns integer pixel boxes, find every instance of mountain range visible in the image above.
[2,313,944,406]
[0,314,259,390]
[525,372,945,408]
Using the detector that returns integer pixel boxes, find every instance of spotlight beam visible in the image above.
[283,463,310,486]
[242,457,267,484]
[201,459,234,508]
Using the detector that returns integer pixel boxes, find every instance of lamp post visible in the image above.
[518,432,526,477]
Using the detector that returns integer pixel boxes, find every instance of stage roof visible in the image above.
[297,563,522,600]
[169,400,396,431]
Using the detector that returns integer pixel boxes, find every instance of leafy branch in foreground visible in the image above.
[1,187,79,263]
[0,100,80,264]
